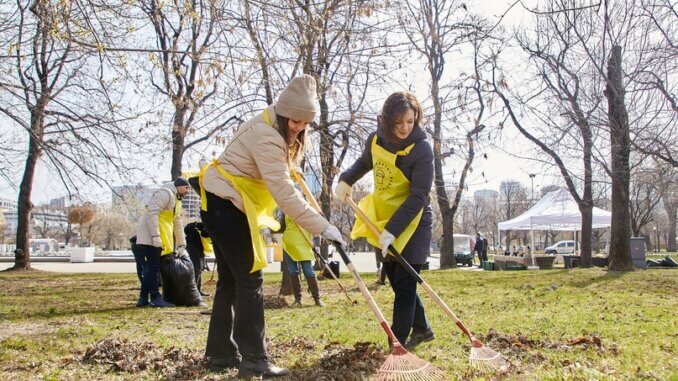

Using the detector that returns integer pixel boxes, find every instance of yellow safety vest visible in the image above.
[350,135,423,253]
[282,215,314,262]
[158,190,182,255]
[200,235,213,255]
[199,109,282,273]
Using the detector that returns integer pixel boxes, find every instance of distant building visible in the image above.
[1,209,68,238]
[0,198,17,211]
[499,180,523,199]
[49,197,66,210]
[474,189,499,202]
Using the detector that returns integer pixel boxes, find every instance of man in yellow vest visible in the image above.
[135,178,191,307]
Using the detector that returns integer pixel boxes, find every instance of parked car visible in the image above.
[453,234,475,266]
[544,240,575,254]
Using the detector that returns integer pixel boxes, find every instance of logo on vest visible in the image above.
[374,161,393,191]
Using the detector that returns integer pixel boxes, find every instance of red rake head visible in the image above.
[375,342,447,381]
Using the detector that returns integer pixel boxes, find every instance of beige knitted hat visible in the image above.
[274,75,319,123]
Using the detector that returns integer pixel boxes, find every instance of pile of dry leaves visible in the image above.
[82,338,208,379]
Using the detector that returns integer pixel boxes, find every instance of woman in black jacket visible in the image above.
[335,91,435,349]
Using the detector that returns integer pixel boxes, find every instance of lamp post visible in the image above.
[529,174,536,202]
[655,227,660,253]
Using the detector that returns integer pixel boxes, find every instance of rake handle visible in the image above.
[346,197,477,342]
[289,172,351,302]
[333,241,400,346]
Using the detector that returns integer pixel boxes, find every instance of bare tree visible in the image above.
[132,0,247,179]
[398,0,496,267]
[628,168,663,237]
[0,1,137,270]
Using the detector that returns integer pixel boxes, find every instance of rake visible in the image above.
[332,241,447,380]
[347,197,509,372]
[290,171,353,303]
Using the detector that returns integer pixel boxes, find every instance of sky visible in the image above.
[0,0,561,206]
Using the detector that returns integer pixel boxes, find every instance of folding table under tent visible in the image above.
[497,188,612,267]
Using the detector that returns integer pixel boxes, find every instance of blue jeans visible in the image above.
[137,244,162,299]
[283,252,315,278]
[382,261,431,344]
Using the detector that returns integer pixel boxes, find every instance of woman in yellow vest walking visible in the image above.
[278,210,324,307]
[200,75,344,378]
[335,92,435,350]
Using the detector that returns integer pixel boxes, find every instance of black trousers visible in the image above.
[186,242,204,292]
[382,261,431,344]
[203,191,266,362]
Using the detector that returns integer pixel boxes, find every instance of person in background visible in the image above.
[129,236,143,285]
[474,233,485,267]
[134,178,191,308]
[184,221,211,296]
[335,91,435,350]
[277,210,324,307]
[199,75,344,378]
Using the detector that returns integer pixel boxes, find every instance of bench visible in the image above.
[493,254,556,270]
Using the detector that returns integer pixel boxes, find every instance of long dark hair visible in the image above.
[276,115,307,166]
[379,91,423,144]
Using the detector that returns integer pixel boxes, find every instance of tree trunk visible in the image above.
[318,90,333,260]
[579,205,593,267]
[170,107,187,180]
[13,108,46,270]
[663,195,677,252]
[431,78,456,268]
[605,45,633,271]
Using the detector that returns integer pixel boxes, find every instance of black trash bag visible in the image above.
[159,254,203,306]
[646,259,662,267]
[322,260,340,279]
[661,256,678,267]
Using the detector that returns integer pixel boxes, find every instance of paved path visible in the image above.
[0,252,484,274]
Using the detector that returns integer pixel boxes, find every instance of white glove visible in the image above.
[151,236,162,248]
[379,230,396,256]
[260,227,272,237]
[321,224,345,246]
[176,246,189,259]
[334,181,352,203]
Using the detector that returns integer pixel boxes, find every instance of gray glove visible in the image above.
[176,246,189,259]
[321,224,345,246]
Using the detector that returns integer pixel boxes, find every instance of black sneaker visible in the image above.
[209,356,241,373]
[237,358,289,378]
[405,330,435,349]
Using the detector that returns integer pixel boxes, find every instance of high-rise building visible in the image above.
[48,197,66,210]
[0,198,17,211]
[474,189,499,202]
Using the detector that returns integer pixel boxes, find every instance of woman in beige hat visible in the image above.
[199,75,344,378]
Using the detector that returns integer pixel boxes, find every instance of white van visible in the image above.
[544,240,575,254]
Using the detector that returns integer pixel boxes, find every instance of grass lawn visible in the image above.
[1,266,676,380]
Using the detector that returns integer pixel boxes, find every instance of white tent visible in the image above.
[498,188,612,231]
[497,188,612,267]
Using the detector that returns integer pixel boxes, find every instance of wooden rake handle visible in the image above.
[333,241,400,345]
[290,171,352,302]
[346,197,477,342]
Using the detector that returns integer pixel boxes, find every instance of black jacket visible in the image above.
[339,125,433,264]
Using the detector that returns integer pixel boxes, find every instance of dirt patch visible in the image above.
[478,328,618,364]
[0,320,67,341]
[286,341,384,380]
[82,338,208,379]
[264,295,289,309]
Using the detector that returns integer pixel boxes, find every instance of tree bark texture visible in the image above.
[605,45,634,271]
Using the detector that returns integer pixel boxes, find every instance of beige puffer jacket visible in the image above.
[202,105,329,235]
[135,183,186,248]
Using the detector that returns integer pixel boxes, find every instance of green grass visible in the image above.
[1,267,677,380]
